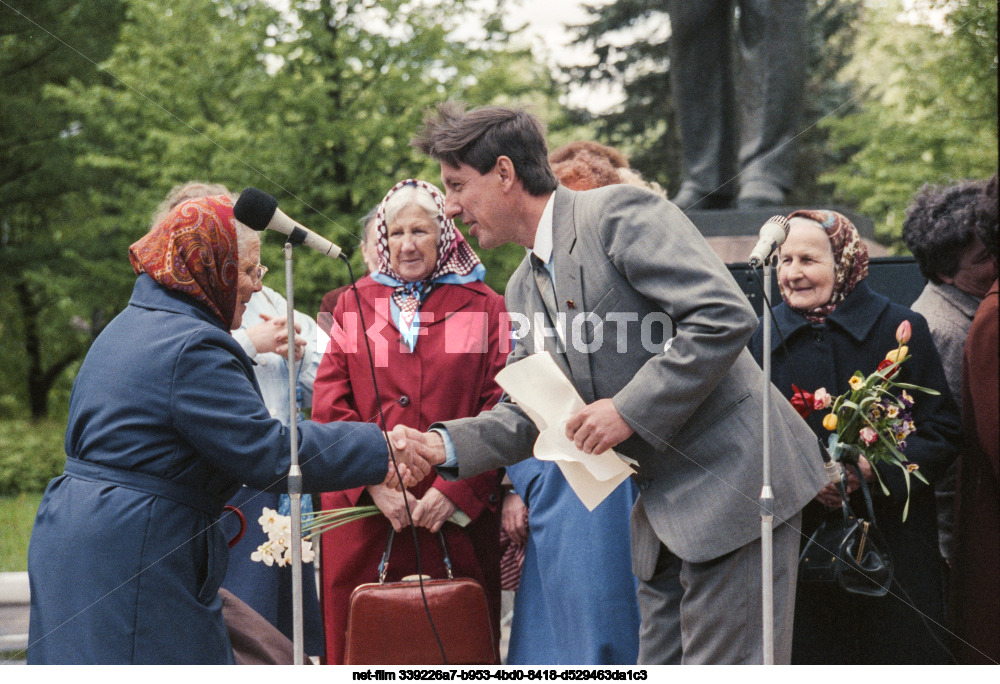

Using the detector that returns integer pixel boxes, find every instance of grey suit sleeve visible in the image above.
[597,189,759,449]
[434,267,539,479]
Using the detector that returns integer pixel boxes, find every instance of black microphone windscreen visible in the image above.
[233,187,278,232]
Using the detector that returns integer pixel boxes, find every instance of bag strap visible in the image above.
[377,528,454,583]
[847,461,879,523]
[834,466,853,526]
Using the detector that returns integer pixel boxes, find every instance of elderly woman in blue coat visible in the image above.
[26,194,420,664]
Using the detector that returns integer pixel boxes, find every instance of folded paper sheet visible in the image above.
[495,352,636,510]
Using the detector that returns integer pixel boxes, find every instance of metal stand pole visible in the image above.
[760,256,775,665]
[283,242,304,665]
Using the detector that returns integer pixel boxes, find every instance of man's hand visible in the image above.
[382,425,446,490]
[246,313,306,360]
[815,456,874,509]
[565,398,635,455]
[367,483,417,532]
[390,425,447,467]
[501,491,529,545]
[412,488,457,533]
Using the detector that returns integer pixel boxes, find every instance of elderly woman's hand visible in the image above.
[815,456,874,509]
[367,483,418,532]
[246,313,305,361]
[412,488,457,534]
[501,491,529,545]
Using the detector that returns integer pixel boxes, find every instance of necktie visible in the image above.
[530,253,565,352]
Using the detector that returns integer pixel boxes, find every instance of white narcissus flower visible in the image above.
[251,543,275,566]
[258,507,280,534]
[301,540,315,564]
[270,533,289,557]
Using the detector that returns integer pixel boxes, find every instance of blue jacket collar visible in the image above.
[128,274,231,333]
[770,281,889,352]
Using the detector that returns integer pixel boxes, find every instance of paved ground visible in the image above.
[0,573,512,665]
[0,572,28,665]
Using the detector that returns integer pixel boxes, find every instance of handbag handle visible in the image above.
[223,504,247,549]
[834,461,879,527]
[378,528,454,584]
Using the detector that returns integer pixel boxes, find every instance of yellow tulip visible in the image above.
[823,413,838,431]
[849,375,864,391]
[885,346,909,363]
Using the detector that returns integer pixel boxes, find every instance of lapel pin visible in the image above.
[566,300,576,309]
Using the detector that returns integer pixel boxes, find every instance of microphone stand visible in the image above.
[759,255,776,665]
[283,241,305,665]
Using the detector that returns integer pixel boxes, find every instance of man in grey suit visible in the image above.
[398,102,828,664]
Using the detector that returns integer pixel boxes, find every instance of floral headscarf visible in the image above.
[781,209,869,324]
[370,179,485,350]
[129,194,241,328]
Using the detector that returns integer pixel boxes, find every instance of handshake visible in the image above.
[382,425,448,490]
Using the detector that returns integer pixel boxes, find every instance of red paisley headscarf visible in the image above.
[781,209,869,324]
[129,194,241,328]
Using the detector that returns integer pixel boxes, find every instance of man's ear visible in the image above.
[496,156,517,192]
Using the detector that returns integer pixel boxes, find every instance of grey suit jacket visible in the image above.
[437,185,827,565]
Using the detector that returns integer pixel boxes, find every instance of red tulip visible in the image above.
[877,358,900,379]
[789,384,815,419]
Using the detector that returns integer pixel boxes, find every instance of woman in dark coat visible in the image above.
[27,195,408,664]
[313,179,506,664]
[748,209,961,664]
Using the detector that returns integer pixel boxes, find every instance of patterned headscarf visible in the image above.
[129,194,241,328]
[371,179,484,349]
[781,209,869,324]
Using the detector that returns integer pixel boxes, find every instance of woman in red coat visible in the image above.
[313,179,507,664]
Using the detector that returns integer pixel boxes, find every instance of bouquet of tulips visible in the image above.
[789,320,938,520]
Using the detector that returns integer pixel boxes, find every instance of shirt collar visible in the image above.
[528,193,556,264]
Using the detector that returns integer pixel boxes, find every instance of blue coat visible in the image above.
[505,458,639,665]
[27,275,389,664]
[749,281,961,664]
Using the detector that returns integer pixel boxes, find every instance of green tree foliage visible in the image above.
[0,0,127,419]
[0,0,563,418]
[562,0,865,199]
[819,0,999,245]
[243,0,554,302]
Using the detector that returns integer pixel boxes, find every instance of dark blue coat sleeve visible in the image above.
[170,331,388,493]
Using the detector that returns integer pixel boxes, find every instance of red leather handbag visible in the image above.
[343,530,498,665]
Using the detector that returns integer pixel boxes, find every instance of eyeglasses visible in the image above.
[250,264,268,284]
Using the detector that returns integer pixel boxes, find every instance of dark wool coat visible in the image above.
[749,281,962,664]
[27,275,390,664]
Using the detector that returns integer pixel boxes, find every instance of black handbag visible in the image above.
[799,461,893,597]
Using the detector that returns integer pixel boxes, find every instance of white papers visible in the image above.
[495,352,636,511]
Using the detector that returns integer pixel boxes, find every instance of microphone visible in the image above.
[233,188,342,260]
[747,215,790,268]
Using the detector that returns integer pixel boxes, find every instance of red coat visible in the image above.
[951,280,999,663]
[313,276,508,664]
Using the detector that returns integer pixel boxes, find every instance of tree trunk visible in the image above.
[15,278,48,419]
[14,278,86,421]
